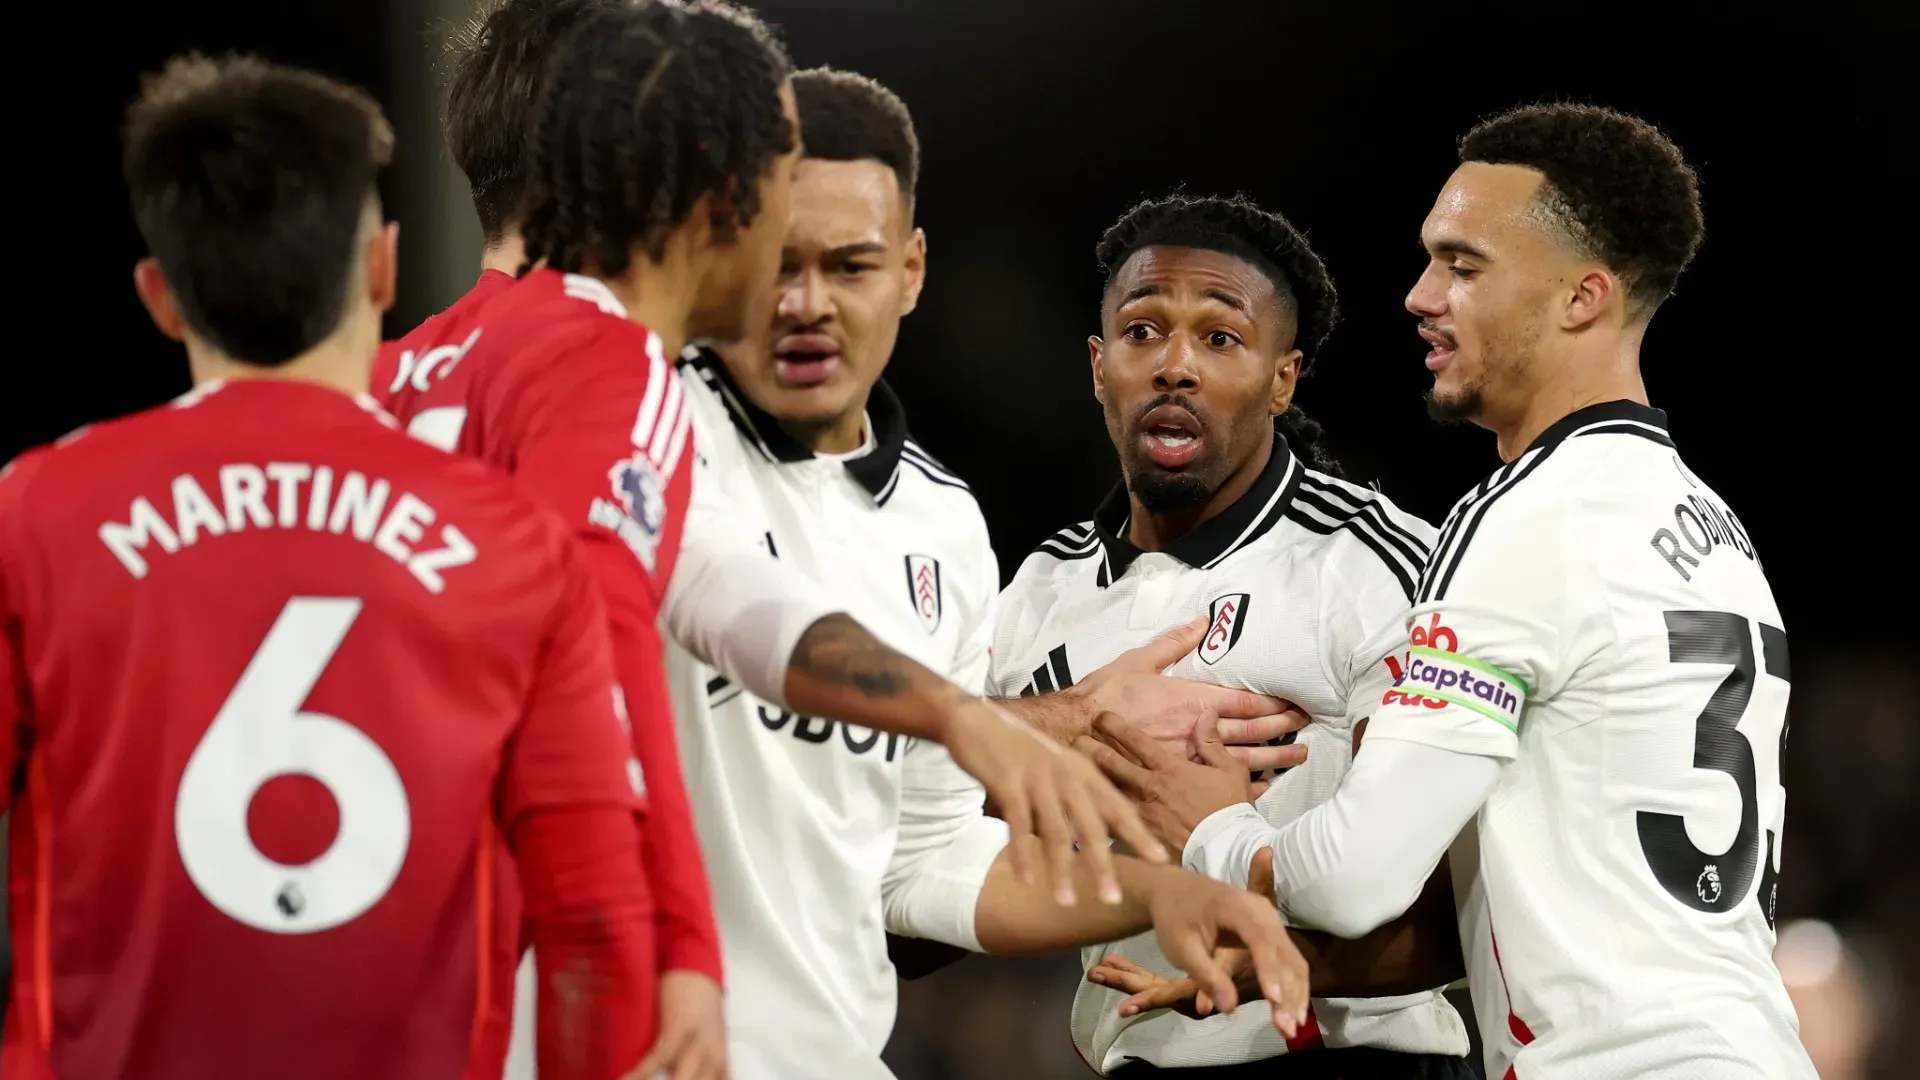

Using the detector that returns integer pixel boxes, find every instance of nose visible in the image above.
[777,266,832,325]
[1152,331,1201,392]
[1406,263,1447,318]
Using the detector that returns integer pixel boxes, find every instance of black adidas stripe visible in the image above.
[1285,505,1418,600]
[902,443,967,485]
[1292,479,1429,590]
[1574,421,1674,448]
[1298,476,1432,562]
[1421,446,1554,603]
[902,457,970,491]
[1419,454,1522,601]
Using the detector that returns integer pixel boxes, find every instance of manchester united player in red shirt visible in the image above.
[0,56,655,1080]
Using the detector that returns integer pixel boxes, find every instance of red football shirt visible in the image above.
[378,269,721,980]
[373,267,514,405]
[0,379,652,1080]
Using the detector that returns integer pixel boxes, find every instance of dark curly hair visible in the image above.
[1095,193,1346,476]
[125,53,392,366]
[444,0,620,243]
[1460,102,1704,318]
[793,67,918,213]
[519,0,795,277]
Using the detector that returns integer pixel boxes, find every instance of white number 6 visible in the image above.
[175,597,411,934]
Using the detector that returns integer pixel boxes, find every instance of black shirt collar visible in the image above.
[1091,431,1304,586]
[1525,399,1672,455]
[679,346,908,499]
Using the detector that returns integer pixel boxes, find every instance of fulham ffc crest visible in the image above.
[1198,593,1250,666]
[905,554,943,634]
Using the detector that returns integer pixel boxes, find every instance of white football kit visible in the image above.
[1197,402,1814,1080]
[988,435,1470,1073]
[660,349,1010,1080]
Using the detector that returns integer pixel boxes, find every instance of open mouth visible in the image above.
[1418,326,1457,372]
[773,333,841,388]
[1139,403,1204,468]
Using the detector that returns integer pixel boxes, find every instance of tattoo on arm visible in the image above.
[789,614,914,699]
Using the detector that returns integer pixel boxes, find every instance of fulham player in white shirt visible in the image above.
[664,70,1314,1080]
[1164,105,1815,1079]
[994,194,1474,1079]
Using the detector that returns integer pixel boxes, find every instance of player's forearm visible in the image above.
[994,689,1093,745]
[783,613,970,742]
[513,804,658,1080]
[1192,738,1496,938]
[1285,865,1465,997]
[972,842,1171,955]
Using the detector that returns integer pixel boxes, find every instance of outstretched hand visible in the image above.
[1086,849,1281,1021]
[1132,850,1308,1036]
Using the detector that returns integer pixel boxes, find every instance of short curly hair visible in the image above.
[1094,193,1339,372]
[793,67,918,212]
[1460,103,1704,318]
[519,0,795,277]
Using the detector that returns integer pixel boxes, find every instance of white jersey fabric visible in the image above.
[1360,401,1813,1080]
[659,349,1009,1080]
[987,435,1470,1073]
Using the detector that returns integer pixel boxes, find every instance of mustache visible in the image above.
[1419,319,1456,347]
[1130,393,1209,432]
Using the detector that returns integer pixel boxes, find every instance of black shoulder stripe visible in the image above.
[1420,454,1521,600]
[1573,420,1675,448]
[1294,478,1431,572]
[901,457,970,491]
[1285,506,1417,601]
[1298,475,1432,559]
[1421,445,1554,603]
[902,442,966,482]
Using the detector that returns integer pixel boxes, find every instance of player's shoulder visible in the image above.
[1284,467,1438,603]
[1006,517,1101,604]
[889,434,985,524]
[1421,401,1679,601]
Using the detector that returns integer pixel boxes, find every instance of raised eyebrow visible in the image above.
[1119,283,1161,306]
[1200,288,1250,315]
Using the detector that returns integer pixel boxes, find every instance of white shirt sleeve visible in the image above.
[659,407,845,708]
[880,534,1007,950]
[1184,490,1605,937]
[1184,739,1498,937]
[1363,487,1601,760]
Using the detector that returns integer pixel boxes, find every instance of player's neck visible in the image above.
[185,333,372,398]
[594,258,698,360]
[480,229,525,277]
[1126,429,1275,552]
[1494,338,1649,461]
[783,406,868,456]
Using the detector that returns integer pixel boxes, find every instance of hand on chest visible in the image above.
[1029,562,1344,721]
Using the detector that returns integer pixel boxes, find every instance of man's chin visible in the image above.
[1128,466,1212,515]
[1424,385,1482,425]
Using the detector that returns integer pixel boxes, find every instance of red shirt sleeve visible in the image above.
[509,332,721,982]
[512,805,658,1080]
[500,530,646,823]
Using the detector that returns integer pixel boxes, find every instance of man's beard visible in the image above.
[1129,469,1213,514]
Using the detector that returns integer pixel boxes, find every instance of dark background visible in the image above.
[19,1,1912,1077]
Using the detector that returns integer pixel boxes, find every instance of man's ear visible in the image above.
[366,221,400,313]
[1089,334,1107,406]
[133,258,186,342]
[899,226,927,316]
[1269,349,1302,416]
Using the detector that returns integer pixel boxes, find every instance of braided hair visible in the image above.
[519,0,794,278]
[1095,193,1347,477]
